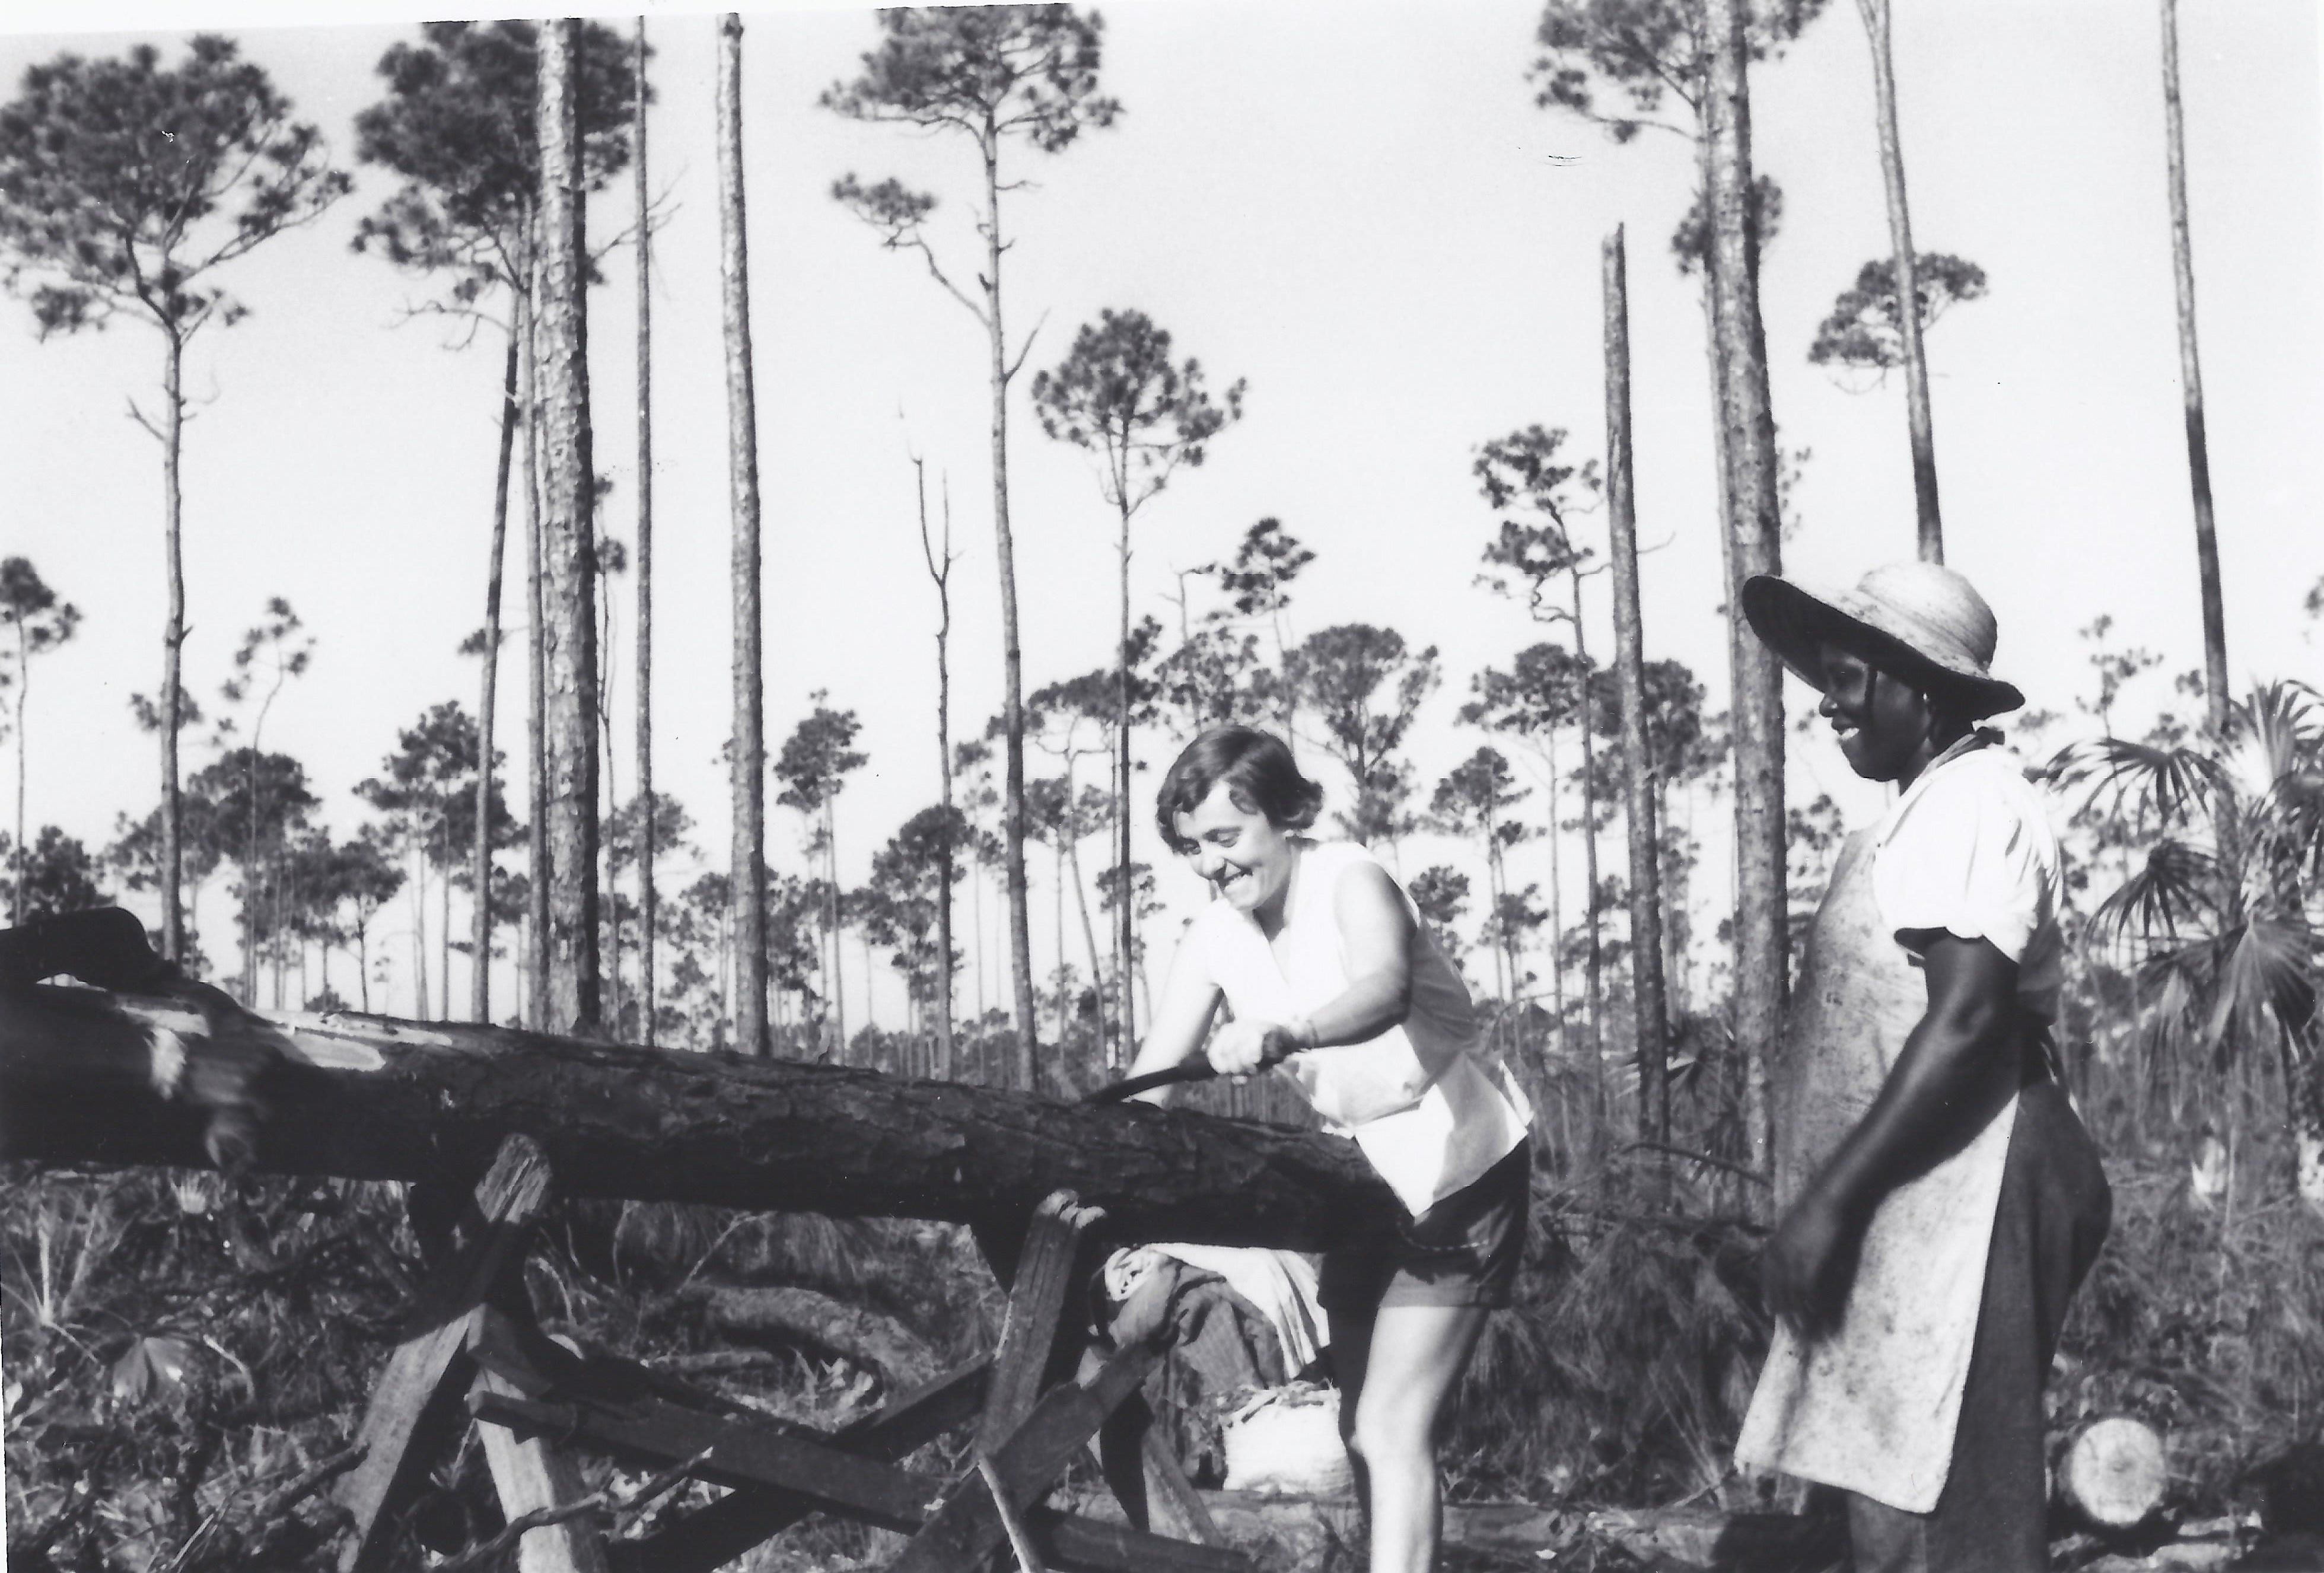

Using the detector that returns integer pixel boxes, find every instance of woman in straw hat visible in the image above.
[1731,561,2110,1572]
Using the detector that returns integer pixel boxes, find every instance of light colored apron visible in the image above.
[1733,816,2020,1514]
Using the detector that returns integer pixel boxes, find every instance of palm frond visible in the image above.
[2227,681,2323,781]
[2092,836,2221,945]
[2052,734,2229,827]
[2198,917,2319,1069]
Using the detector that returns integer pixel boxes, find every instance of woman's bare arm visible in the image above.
[1208,861,1418,1074]
[1124,934,1225,1106]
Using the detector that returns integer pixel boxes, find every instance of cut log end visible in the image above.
[2064,1416,2168,1530]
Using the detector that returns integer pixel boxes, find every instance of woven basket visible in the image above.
[1221,1384,1354,1498]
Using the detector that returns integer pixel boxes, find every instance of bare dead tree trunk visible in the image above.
[1604,228,1670,1147]
[537,18,602,1036]
[633,15,658,1046]
[1705,0,1789,1192]
[2161,0,2231,731]
[982,120,1040,1094]
[160,324,187,961]
[472,329,519,1024]
[718,13,770,1057]
[916,460,957,1078]
[1569,569,1608,1125]
[1856,0,1943,563]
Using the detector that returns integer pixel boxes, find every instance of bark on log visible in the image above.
[0,988,1393,1252]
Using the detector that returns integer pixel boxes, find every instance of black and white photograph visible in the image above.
[2,0,2320,1568]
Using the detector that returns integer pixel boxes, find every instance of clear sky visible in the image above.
[3,0,2319,1027]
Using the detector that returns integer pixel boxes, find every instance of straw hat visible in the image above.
[1740,561,2024,718]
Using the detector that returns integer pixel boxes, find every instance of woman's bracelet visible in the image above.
[1286,1015,1321,1052]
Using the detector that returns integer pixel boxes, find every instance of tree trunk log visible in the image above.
[2160,0,2231,731]
[633,17,657,1049]
[1603,228,1670,1149]
[0,986,1394,1252]
[718,13,771,1058]
[1704,0,1790,1201]
[1857,0,1944,563]
[2062,1415,2167,1530]
[536,20,601,1036]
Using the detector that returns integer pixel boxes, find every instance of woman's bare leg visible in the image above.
[1342,1301,1490,1573]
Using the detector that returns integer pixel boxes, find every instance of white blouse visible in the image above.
[1871,735,2062,1023]
[1185,839,1530,1215]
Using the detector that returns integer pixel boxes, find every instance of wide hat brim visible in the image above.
[1740,574,2024,718]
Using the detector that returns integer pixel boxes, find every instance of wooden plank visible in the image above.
[470,1384,1247,1573]
[1137,1423,1225,1546]
[1085,1332,1222,1546]
[474,1367,612,1573]
[333,1134,552,1573]
[980,1192,1104,1454]
[1026,1507,1254,1573]
[472,1388,936,1532]
[604,1360,991,1573]
[1087,1355,1224,1546]
[893,1342,1161,1573]
[978,1449,1051,1573]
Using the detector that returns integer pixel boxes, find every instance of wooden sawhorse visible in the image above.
[331,1135,1254,1572]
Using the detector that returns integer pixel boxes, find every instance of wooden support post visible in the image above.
[1094,1383,1225,1546]
[606,1361,991,1573]
[980,1191,1106,1453]
[334,1134,553,1573]
[979,1449,1052,1573]
[894,1340,1162,1573]
[474,1365,612,1573]
[467,1381,1247,1571]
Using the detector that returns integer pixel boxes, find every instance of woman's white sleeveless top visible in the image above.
[1186,839,1530,1215]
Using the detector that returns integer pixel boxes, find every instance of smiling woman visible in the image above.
[1125,724,1533,1573]
[1732,563,2109,1573]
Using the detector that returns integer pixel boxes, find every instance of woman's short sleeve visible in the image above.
[1871,761,2053,964]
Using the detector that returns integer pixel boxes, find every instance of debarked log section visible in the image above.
[0,986,1395,1252]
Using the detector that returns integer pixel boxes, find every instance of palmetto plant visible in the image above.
[2054,682,2324,1205]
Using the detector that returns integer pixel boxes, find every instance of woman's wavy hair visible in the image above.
[1154,727,1325,855]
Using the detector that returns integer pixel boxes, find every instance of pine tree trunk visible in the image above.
[439,827,452,1023]
[536,18,603,1037]
[1116,502,1135,1072]
[919,466,956,1080]
[633,17,658,1046]
[982,121,1040,1093]
[1604,228,1671,1147]
[717,14,771,1056]
[1857,0,1943,562]
[472,330,518,1025]
[160,326,187,962]
[2161,0,2231,731]
[1542,731,1567,1065]
[11,625,26,928]
[1705,0,1790,1196]
[825,802,845,1059]
[1570,571,1608,1125]
[1065,810,1109,1057]
[523,254,551,1034]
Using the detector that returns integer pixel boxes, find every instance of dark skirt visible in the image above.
[1847,1080,2112,1573]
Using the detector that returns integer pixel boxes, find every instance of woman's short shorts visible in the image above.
[1318,1140,1531,1314]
